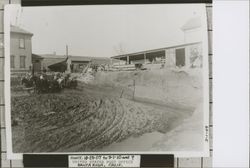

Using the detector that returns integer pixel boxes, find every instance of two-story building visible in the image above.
[10,25,33,73]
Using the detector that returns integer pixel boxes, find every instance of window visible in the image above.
[19,38,25,49]
[20,56,26,68]
[11,55,15,68]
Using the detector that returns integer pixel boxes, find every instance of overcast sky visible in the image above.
[10,4,206,57]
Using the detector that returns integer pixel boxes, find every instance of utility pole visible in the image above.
[66,45,70,73]
[66,45,68,58]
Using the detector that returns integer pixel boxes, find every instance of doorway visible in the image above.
[175,48,185,67]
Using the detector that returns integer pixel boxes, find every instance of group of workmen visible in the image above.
[21,72,77,93]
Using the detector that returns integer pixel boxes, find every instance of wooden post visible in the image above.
[66,45,68,57]
[133,79,135,100]
[144,53,146,64]
[66,45,71,73]
[127,55,129,64]
[120,89,124,98]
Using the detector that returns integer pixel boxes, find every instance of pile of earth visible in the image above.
[90,68,203,109]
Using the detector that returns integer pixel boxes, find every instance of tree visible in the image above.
[113,42,128,56]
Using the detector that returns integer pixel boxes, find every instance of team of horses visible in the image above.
[21,73,77,93]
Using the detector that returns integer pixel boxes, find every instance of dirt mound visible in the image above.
[91,69,203,109]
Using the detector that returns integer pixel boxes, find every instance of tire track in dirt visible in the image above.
[51,104,106,150]
[91,100,127,150]
[78,98,126,150]
[12,86,193,152]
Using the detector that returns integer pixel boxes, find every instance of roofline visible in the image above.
[32,54,44,60]
[48,60,67,68]
[40,54,111,61]
[39,54,90,58]
[11,31,33,36]
[111,42,202,59]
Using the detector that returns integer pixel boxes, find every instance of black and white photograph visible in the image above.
[4,4,209,159]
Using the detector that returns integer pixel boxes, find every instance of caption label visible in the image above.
[68,155,141,168]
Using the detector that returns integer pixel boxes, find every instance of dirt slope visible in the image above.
[92,69,202,109]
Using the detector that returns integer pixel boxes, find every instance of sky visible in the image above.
[10,4,206,57]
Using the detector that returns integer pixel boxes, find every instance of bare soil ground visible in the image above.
[12,69,203,152]
[11,83,192,153]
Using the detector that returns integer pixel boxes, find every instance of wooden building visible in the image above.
[40,54,112,73]
[10,25,33,73]
[111,42,202,69]
[111,17,203,69]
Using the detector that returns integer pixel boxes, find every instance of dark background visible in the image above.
[21,0,212,6]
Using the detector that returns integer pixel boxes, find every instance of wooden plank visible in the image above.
[0,34,3,56]
[206,7,212,31]
[209,55,212,79]
[1,2,8,168]
[0,11,3,33]
[0,82,4,105]
[11,159,24,168]
[209,79,212,103]
[0,57,4,80]
[209,126,213,150]
[1,129,6,151]
[203,156,212,168]
[0,106,5,128]
[10,0,21,4]
[208,31,213,55]
[209,149,213,157]
[209,103,213,125]
[206,3,213,166]
[1,153,10,168]
[178,158,201,168]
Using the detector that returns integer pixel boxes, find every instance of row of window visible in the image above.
[11,55,26,68]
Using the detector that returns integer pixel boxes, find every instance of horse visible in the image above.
[21,77,34,88]
[64,77,77,89]
[49,79,61,93]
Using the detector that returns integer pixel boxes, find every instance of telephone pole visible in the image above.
[66,45,71,72]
